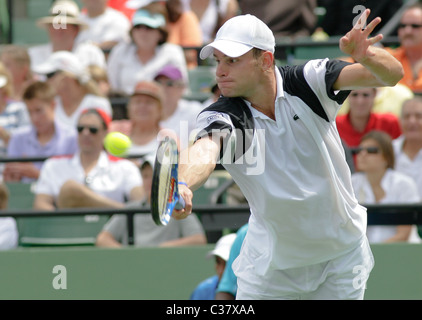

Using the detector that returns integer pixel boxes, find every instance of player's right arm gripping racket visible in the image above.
[151,136,186,226]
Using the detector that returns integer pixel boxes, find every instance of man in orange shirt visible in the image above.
[384,3,422,93]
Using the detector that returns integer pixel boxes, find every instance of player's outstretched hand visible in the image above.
[340,8,383,62]
[172,184,193,220]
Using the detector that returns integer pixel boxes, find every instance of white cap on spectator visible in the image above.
[36,0,88,30]
[207,233,236,261]
[32,51,90,84]
[200,14,275,59]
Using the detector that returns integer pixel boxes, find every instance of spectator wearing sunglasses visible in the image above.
[351,130,421,244]
[33,108,144,211]
[106,5,188,95]
[336,88,402,166]
[33,51,112,131]
[4,81,78,183]
[384,3,422,93]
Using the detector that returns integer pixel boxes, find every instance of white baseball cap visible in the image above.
[32,51,90,83]
[200,14,275,60]
[207,233,237,261]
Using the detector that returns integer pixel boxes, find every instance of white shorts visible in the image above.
[236,237,374,300]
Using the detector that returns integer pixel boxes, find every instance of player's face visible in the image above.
[398,8,422,48]
[213,49,261,99]
[355,139,386,172]
[400,100,422,142]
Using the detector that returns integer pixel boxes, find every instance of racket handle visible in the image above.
[175,196,185,210]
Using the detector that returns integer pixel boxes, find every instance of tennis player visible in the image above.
[174,10,404,299]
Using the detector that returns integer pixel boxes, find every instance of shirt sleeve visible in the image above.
[303,59,352,121]
[102,214,127,242]
[34,159,61,197]
[119,159,143,198]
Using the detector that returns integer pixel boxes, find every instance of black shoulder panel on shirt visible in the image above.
[325,59,352,104]
[278,64,330,122]
[196,96,255,161]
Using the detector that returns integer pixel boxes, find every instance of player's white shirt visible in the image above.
[54,94,112,130]
[28,42,106,71]
[34,151,142,203]
[195,59,366,272]
[352,169,421,243]
[107,41,189,95]
[160,99,203,146]
[393,135,422,198]
[75,8,131,46]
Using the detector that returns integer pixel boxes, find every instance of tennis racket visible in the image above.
[151,136,186,226]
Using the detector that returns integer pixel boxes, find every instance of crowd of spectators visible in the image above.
[1,0,422,301]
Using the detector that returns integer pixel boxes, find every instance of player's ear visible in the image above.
[261,51,274,71]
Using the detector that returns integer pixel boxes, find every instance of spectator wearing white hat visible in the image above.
[33,51,112,130]
[106,5,188,95]
[190,233,236,300]
[28,0,106,71]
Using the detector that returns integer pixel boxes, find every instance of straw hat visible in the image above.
[36,0,88,30]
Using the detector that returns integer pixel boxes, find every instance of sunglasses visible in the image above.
[398,23,422,29]
[77,125,99,134]
[352,147,380,155]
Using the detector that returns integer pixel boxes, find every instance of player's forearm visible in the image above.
[179,138,219,191]
[356,46,404,87]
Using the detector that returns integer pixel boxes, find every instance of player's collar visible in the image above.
[275,66,285,101]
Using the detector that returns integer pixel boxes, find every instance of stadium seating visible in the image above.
[17,215,110,247]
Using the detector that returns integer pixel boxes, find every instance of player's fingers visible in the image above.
[364,16,381,35]
[368,34,383,45]
[353,8,370,30]
[172,209,191,220]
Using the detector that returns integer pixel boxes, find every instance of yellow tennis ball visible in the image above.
[104,132,132,156]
